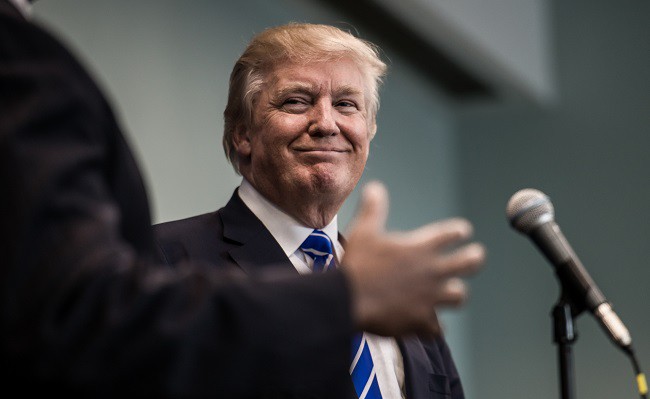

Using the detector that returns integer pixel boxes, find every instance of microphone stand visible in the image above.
[552,297,580,399]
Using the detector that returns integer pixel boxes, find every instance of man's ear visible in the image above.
[232,125,252,158]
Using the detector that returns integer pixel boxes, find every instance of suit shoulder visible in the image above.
[154,211,219,237]
[153,211,224,265]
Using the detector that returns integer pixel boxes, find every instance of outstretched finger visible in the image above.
[406,218,474,249]
[435,243,486,278]
[347,180,389,235]
[434,278,469,307]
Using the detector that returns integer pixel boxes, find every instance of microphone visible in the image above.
[506,188,632,351]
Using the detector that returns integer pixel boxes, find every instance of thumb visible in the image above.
[347,181,389,236]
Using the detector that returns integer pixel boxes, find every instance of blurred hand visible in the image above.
[341,181,485,337]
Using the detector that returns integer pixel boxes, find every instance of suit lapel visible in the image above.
[399,336,435,399]
[219,191,297,275]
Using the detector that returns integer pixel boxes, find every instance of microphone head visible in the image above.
[506,188,555,233]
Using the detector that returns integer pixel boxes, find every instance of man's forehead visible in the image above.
[271,81,364,96]
[265,68,367,99]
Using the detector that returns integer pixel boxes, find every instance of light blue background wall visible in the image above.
[459,1,650,398]
[32,1,650,398]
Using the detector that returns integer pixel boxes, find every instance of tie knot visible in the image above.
[300,230,335,272]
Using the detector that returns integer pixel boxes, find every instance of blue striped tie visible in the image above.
[350,333,382,399]
[300,230,383,398]
[299,230,336,272]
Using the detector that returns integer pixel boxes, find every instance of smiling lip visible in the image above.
[294,147,348,152]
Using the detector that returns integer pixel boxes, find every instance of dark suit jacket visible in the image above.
[155,191,466,399]
[0,2,358,397]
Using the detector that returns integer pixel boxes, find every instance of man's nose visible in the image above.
[308,102,340,137]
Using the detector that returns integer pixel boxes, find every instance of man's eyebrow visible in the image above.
[334,85,364,98]
[271,83,364,102]
[273,83,317,99]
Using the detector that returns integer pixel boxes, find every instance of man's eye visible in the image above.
[284,98,304,105]
[281,98,310,111]
[336,100,358,111]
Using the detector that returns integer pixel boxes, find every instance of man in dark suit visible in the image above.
[1,1,483,397]
[154,23,485,398]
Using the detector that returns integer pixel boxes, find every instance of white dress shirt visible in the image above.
[238,179,406,398]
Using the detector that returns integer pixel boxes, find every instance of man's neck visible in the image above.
[237,178,340,258]
[239,178,339,231]
[241,174,343,229]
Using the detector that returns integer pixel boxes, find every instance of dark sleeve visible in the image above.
[0,10,353,398]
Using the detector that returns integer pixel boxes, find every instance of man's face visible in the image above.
[235,57,371,224]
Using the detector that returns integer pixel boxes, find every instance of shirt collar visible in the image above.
[237,178,339,257]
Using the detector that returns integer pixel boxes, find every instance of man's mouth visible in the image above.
[294,147,348,153]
